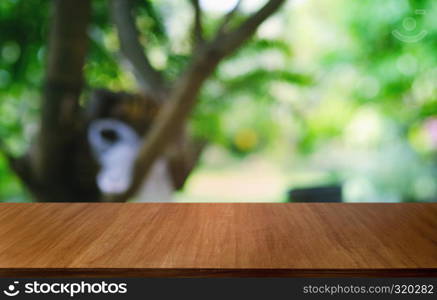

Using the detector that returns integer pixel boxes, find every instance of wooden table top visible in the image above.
[0,203,436,277]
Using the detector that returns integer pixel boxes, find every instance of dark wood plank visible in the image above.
[0,203,436,277]
[1,268,436,278]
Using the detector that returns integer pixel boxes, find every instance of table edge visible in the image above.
[1,268,436,278]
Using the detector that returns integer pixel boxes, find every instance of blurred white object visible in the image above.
[138,157,174,202]
[88,119,140,195]
[88,118,174,201]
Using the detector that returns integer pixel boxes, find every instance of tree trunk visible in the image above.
[29,0,100,202]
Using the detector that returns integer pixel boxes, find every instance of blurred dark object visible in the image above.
[288,185,342,202]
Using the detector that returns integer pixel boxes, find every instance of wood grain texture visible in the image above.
[0,203,436,277]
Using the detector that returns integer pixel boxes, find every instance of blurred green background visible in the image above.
[0,0,436,202]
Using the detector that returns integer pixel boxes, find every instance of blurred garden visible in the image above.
[0,0,436,202]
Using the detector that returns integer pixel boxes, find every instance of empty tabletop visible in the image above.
[0,203,436,277]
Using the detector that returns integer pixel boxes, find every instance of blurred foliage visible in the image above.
[279,0,437,202]
[0,0,436,202]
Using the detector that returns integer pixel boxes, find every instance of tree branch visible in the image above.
[217,0,242,36]
[116,0,285,201]
[213,0,285,57]
[110,0,166,101]
[167,133,207,190]
[190,0,204,47]
[116,51,220,201]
